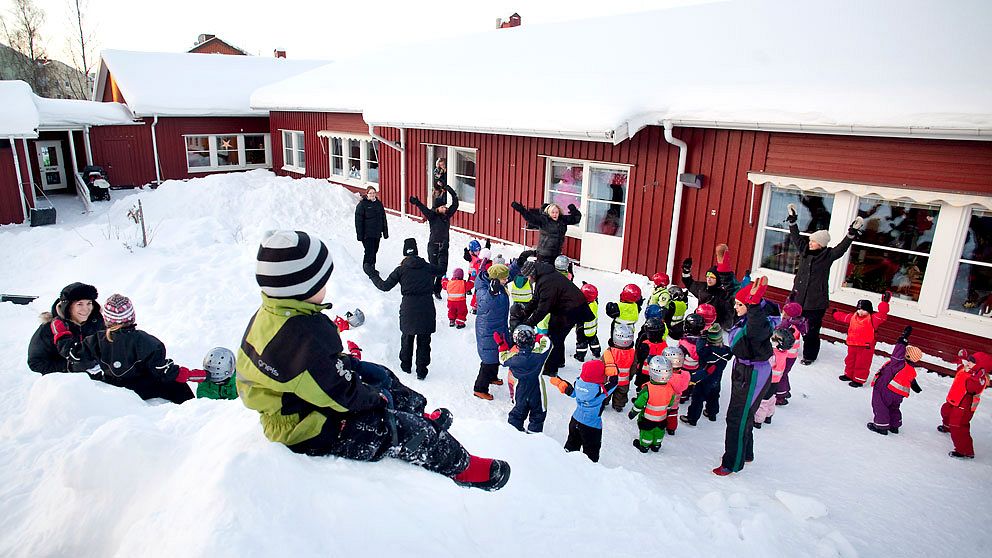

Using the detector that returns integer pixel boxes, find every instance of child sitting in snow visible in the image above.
[604,323,637,412]
[753,327,797,428]
[629,356,689,452]
[775,302,807,405]
[939,349,991,459]
[551,360,619,463]
[196,347,238,400]
[73,294,206,403]
[573,283,601,362]
[442,268,469,328]
[496,325,552,433]
[867,327,922,435]
[834,291,890,387]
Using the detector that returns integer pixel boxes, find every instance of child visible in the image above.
[573,283,601,362]
[554,255,574,281]
[463,239,489,314]
[753,327,796,427]
[665,285,689,339]
[677,313,707,405]
[682,318,732,426]
[628,356,689,452]
[647,272,671,307]
[497,325,552,433]
[775,302,807,404]
[441,268,469,328]
[551,360,619,463]
[661,346,687,435]
[833,291,891,387]
[605,283,643,341]
[196,347,238,400]
[939,350,991,459]
[75,294,206,403]
[630,317,668,392]
[604,323,637,412]
[867,327,922,435]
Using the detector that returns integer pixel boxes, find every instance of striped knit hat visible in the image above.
[905,345,923,363]
[102,294,135,326]
[255,230,334,300]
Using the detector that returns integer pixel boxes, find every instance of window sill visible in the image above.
[282,165,306,175]
[329,175,378,189]
[188,164,270,174]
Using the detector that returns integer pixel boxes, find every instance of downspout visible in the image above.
[9,137,28,222]
[83,125,94,165]
[662,121,688,279]
[150,115,162,184]
[21,138,35,208]
[368,124,406,218]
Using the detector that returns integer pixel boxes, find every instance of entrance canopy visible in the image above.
[0,80,136,138]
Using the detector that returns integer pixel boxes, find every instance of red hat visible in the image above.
[581,283,598,303]
[972,352,992,375]
[620,283,642,304]
[651,273,670,287]
[580,360,607,384]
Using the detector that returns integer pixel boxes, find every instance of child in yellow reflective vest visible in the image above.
[629,356,689,452]
[605,283,643,341]
[574,283,601,362]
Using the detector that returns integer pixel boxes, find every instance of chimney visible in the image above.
[196,33,215,46]
[496,18,502,28]
[273,49,287,59]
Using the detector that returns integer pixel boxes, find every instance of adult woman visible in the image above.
[410,184,459,298]
[27,282,105,374]
[510,201,582,264]
[473,264,510,400]
[355,187,388,271]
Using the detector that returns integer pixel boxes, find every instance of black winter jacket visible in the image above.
[355,198,388,241]
[369,256,441,334]
[27,300,105,374]
[78,326,195,403]
[788,222,854,311]
[682,273,735,330]
[511,202,582,259]
[729,305,774,362]
[524,263,592,329]
[412,186,458,246]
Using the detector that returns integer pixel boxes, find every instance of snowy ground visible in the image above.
[0,170,988,557]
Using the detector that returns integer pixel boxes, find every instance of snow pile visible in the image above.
[0,80,40,137]
[1,170,990,557]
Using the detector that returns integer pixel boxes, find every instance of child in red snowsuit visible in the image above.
[939,350,992,459]
[866,327,922,435]
[442,268,469,328]
[833,291,890,387]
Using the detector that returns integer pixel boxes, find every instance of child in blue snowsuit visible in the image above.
[551,360,619,463]
[497,326,552,433]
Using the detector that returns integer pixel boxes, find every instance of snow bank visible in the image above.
[1,171,989,557]
[0,80,40,137]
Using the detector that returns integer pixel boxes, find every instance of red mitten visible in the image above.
[741,276,769,305]
[334,316,350,332]
[177,367,207,383]
[715,244,732,272]
[347,340,362,360]
[50,318,72,343]
[493,332,509,352]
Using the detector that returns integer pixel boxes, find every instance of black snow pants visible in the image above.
[473,362,500,394]
[400,333,432,377]
[427,241,449,296]
[801,307,826,362]
[507,377,546,433]
[721,360,771,472]
[362,238,381,269]
[564,417,603,463]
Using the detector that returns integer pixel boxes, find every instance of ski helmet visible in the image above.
[696,303,717,327]
[611,323,635,349]
[468,239,482,253]
[667,285,687,302]
[620,283,642,304]
[346,308,365,328]
[772,327,796,352]
[554,255,571,272]
[648,356,673,384]
[202,347,236,383]
[651,273,670,288]
[581,283,599,303]
[662,346,685,369]
[512,325,537,352]
[684,313,705,336]
[644,304,664,321]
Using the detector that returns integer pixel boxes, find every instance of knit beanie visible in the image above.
[856,299,874,313]
[488,264,509,281]
[479,248,491,261]
[102,294,135,326]
[403,238,418,256]
[810,230,831,247]
[972,352,992,375]
[905,345,923,363]
[580,360,606,384]
[255,230,334,300]
[452,268,464,280]
[783,302,803,318]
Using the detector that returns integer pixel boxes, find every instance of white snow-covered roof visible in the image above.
[0,81,40,138]
[252,0,992,142]
[97,50,330,117]
[34,97,136,129]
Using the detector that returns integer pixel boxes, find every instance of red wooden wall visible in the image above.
[0,140,33,225]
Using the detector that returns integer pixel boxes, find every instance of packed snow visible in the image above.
[0,170,989,557]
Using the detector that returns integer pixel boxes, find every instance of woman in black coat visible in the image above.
[521,260,593,376]
[367,238,442,380]
[355,187,389,271]
[27,282,105,374]
[410,184,459,298]
[511,201,582,264]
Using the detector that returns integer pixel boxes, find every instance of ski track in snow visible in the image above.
[0,170,988,558]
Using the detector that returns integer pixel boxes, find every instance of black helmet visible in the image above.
[772,327,796,352]
[684,313,705,336]
[667,285,687,302]
[512,325,536,352]
[643,317,664,334]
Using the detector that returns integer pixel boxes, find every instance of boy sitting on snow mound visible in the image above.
[236,230,510,491]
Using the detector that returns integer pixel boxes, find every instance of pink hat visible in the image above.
[102,294,135,326]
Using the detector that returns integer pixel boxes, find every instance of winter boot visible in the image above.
[456,323,466,329]
[449,319,455,327]
[417,370,428,380]
[801,359,814,366]
[666,427,676,436]
[453,456,511,491]
[490,378,504,386]
[679,415,697,426]
[866,422,888,435]
[712,466,733,476]
[632,439,649,454]
[838,374,851,382]
[753,421,762,429]
[937,425,950,433]
[473,391,494,401]
[573,351,586,362]
[590,344,602,359]
[425,408,453,431]
[848,381,863,388]
[948,451,975,459]
[434,292,442,300]
[650,444,661,453]
[704,409,717,422]
[764,416,772,424]
[888,426,899,434]
[775,397,789,406]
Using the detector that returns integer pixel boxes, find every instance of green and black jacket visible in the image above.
[236,294,383,446]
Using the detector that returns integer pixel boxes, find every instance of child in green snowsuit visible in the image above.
[196,347,238,400]
[628,356,689,452]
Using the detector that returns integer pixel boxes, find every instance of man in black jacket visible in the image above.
[355,187,389,271]
[511,201,582,264]
[521,259,593,376]
[410,185,458,298]
[786,204,864,364]
[367,238,442,379]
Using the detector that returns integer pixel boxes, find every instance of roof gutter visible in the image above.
[662,121,688,280]
[662,119,992,142]
[368,124,406,218]
[367,120,616,143]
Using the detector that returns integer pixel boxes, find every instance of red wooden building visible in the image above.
[188,34,249,56]
[249,1,991,364]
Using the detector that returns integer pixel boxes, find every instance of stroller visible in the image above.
[82,165,111,202]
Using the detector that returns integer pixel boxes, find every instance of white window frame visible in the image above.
[280,130,306,174]
[184,133,271,173]
[543,157,631,240]
[425,144,477,214]
[749,172,992,339]
[943,207,992,322]
[320,132,379,187]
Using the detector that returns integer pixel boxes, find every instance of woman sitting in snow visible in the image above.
[27,282,105,375]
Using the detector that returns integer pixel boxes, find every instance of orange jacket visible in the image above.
[946,366,988,412]
[641,382,677,422]
[444,279,468,302]
[886,364,918,398]
[604,347,636,386]
[834,300,889,347]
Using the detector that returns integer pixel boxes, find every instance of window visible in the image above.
[758,187,835,273]
[543,158,630,238]
[426,144,477,212]
[185,134,270,172]
[948,210,992,318]
[281,130,305,173]
[326,134,379,185]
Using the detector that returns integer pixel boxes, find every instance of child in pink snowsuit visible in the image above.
[754,326,798,427]
[776,302,806,404]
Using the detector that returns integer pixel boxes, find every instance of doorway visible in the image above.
[36,140,67,191]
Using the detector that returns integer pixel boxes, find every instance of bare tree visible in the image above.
[64,0,94,99]
[1,0,48,94]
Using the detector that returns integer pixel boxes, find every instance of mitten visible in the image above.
[910,379,922,393]
[549,376,571,395]
[567,203,579,213]
[715,244,730,272]
[382,231,388,240]
[463,247,471,260]
[604,375,619,392]
[409,196,420,205]
[627,409,638,420]
[485,239,491,249]
[176,367,207,383]
[511,201,524,211]
[493,332,509,352]
[848,217,865,239]
[740,276,769,305]
[897,326,912,345]
[681,258,693,275]
[347,341,362,360]
[786,203,798,224]
[334,316,350,332]
[605,302,620,319]
[882,290,892,303]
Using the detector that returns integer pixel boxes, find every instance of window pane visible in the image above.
[857,197,939,253]
[347,139,361,178]
[586,200,624,236]
[368,140,378,163]
[297,148,305,168]
[760,229,802,273]
[245,135,265,150]
[961,210,992,263]
[948,262,992,317]
[245,149,266,165]
[844,245,929,301]
[284,147,293,166]
[216,136,239,166]
[187,152,210,168]
[427,145,446,192]
[549,161,582,208]
[589,168,627,203]
[368,158,379,183]
[765,187,834,232]
[218,149,240,166]
[217,136,238,151]
[282,131,292,148]
[331,138,342,157]
[455,149,476,178]
[331,155,344,176]
[455,175,476,204]
[186,136,209,151]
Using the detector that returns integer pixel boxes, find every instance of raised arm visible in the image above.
[409,196,433,220]
[511,201,545,227]
[446,185,459,214]
[561,203,582,225]
[829,217,864,262]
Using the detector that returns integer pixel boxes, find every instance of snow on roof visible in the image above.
[99,50,330,117]
[252,0,992,142]
[0,81,40,138]
[34,97,136,129]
